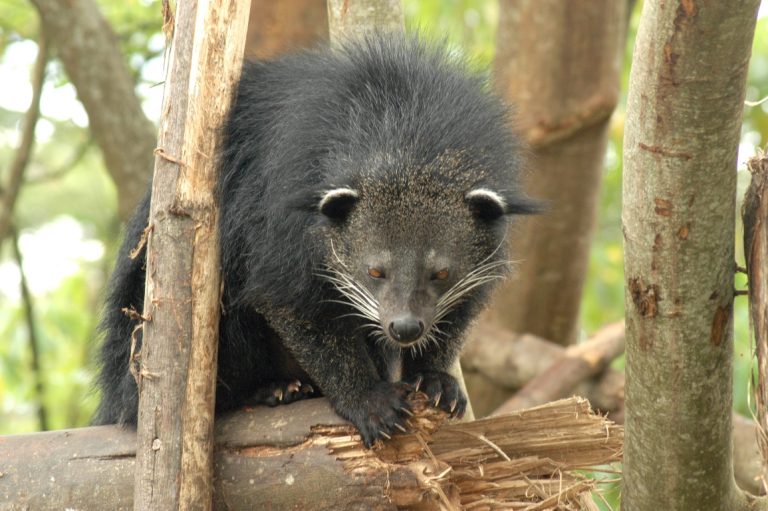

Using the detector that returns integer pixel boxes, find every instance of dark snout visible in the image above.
[388,315,424,345]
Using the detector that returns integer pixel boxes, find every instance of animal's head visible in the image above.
[315,153,539,350]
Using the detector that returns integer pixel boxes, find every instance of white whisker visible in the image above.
[315,259,383,345]
[434,248,512,322]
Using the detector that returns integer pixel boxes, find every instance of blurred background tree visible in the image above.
[0,0,766,465]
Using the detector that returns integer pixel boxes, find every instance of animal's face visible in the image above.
[339,235,509,350]
[316,167,534,351]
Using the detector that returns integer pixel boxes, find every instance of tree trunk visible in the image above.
[462,322,626,419]
[327,0,403,44]
[621,1,763,509]
[485,0,627,346]
[0,31,47,244]
[31,0,156,220]
[133,2,249,510]
[245,0,328,60]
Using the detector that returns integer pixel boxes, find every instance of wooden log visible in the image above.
[0,396,622,510]
[463,321,767,494]
[462,321,625,417]
[493,321,625,414]
[133,1,250,510]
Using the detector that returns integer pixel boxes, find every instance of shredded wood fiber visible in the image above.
[326,395,622,510]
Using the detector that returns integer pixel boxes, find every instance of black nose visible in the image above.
[388,316,424,344]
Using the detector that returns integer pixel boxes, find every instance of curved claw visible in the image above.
[405,371,467,418]
[413,375,424,392]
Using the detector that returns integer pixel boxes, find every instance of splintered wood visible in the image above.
[330,395,622,510]
[0,396,621,510]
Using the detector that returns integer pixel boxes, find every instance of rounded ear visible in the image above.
[465,188,544,221]
[465,188,507,221]
[319,188,359,221]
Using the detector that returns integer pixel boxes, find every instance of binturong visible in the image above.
[93,34,539,447]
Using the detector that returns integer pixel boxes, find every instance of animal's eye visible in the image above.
[432,269,449,281]
[368,267,385,279]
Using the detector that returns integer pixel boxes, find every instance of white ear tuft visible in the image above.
[319,187,359,220]
[465,188,506,210]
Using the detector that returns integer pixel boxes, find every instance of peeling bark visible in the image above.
[744,153,768,468]
[132,2,250,510]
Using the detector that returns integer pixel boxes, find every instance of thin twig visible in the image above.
[10,226,48,431]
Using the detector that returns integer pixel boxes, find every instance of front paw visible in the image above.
[405,371,467,419]
[335,381,413,448]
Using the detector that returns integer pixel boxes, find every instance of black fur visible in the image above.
[93,35,534,446]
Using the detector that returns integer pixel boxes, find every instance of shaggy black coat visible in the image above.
[93,35,534,446]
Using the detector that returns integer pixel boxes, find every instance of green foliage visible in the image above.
[0,0,37,50]
[0,1,129,432]
[403,0,498,65]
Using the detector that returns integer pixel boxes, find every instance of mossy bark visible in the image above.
[621,1,762,509]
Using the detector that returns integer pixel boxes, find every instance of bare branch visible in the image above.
[0,30,47,244]
[10,226,48,431]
